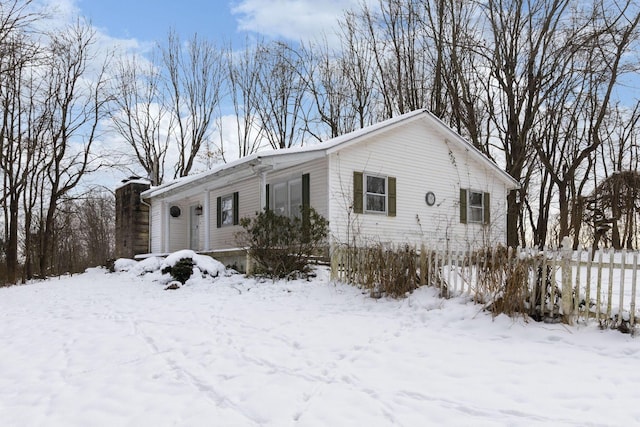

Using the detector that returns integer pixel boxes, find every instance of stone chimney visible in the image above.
[115,178,151,259]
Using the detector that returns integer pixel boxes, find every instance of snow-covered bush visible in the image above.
[113,250,228,286]
[113,258,138,272]
[160,250,226,278]
[161,258,194,284]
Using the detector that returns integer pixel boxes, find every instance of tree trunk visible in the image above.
[6,195,19,284]
[506,190,520,247]
[557,185,569,244]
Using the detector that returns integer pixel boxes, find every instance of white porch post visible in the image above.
[163,201,170,253]
[203,191,211,251]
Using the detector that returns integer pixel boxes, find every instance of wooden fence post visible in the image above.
[420,244,427,286]
[561,236,574,325]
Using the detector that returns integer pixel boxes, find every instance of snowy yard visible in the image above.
[1,260,639,426]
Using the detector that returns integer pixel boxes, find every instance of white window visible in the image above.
[271,178,303,218]
[221,195,233,226]
[365,174,386,213]
[468,191,484,223]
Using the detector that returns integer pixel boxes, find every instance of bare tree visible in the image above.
[36,21,110,277]
[421,0,490,153]
[533,0,640,248]
[251,41,309,149]
[161,30,225,177]
[225,38,264,160]
[295,40,356,139]
[480,0,572,247]
[110,54,172,185]
[338,10,379,129]
[0,0,41,284]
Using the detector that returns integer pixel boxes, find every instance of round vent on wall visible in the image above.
[170,205,181,218]
[425,192,436,206]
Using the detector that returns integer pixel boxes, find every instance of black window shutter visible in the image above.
[353,171,363,214]
[302,173,310,241]
[460,189,467,224]
[233,192,239,225]
[387,177,396,217]
[483,192,490,225]
[265,184,270,211]
[216,196,222,228]
[302,173,310,210]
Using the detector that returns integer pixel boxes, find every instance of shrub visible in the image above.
[360,245,419,298]
[237,207,328,279]
[161,257,194,284]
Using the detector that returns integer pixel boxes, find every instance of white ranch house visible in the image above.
[141,109,518,270]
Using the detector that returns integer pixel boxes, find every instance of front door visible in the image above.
[190,205,200,250]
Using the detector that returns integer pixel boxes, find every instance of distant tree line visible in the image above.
[1,0,640,284]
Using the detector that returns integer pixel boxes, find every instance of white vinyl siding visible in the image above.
[328,119,509,251]
[202,158,327,251]
[150,201,162,253]
[168,204,188,251]
[210,178,260,250]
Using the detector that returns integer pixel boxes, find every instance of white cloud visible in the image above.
[30,0,150,56]
[231,0,361,42]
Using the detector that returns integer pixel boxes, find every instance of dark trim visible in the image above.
[483,192,490,225]
[265,184,270,211]
[302,173,310,240]
[233,192,239,225]
[387,176,396,217]
[460,189,467,224]
[216,196,222,228]
[353,171,363,214]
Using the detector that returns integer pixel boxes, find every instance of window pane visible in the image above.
[289,180,302,218]
[274,184,287,216]
[366,176,385,195]
[366,194,386,212]
[470,206,483,223]
[221,196,233,225]
[469,191,483,208]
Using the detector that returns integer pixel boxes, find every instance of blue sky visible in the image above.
[64,0,361,47]
[77,0,242,44]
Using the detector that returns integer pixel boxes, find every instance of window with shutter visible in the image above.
[268,174,307,218]
[461,189,490,225]
[217,192,239,228]
[354,172,396,216]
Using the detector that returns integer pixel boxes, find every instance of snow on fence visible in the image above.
[330,242,639,328]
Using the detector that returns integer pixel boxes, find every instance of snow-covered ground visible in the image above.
[1,256,639,426]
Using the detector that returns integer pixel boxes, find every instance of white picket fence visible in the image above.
[331,244,640,327]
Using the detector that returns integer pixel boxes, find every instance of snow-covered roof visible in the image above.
[141,109,518,200]
[115,177,151,191]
